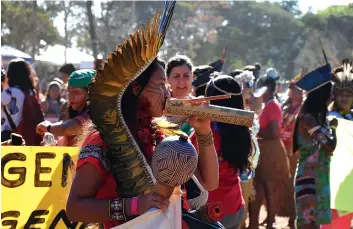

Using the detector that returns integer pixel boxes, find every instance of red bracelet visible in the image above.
[131,197,139,216]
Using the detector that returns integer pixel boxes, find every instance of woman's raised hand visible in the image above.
[187,98,212,135]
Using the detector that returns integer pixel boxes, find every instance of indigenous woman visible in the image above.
[232,70,261,229]
[66,3,219,228]
[190,75,253,229]
[292,64,338,229]
[248,73,291,229]
[280,78,304,228]
[329,60,353,121]
[322,60,353,229]
[36,70,93,146]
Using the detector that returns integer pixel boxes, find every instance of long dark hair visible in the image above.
[121,59,162,138]
[293,82,332,153]
[195,85,207,97]
[205,75,252,172]
[7,58,34,91]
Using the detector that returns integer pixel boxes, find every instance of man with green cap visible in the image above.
[36,69,95,146]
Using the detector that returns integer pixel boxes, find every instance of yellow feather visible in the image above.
[134,32,145,67]
[139,28,147,62]
[153,118,185,137]
[88,2,176,197]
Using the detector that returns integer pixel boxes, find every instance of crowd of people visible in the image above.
[1,2,353,229]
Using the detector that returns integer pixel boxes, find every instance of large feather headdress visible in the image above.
[88,1,176,197]
[332,59,353,92]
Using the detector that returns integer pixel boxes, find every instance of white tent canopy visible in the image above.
[35,45,94,67]
[1,46,33,66]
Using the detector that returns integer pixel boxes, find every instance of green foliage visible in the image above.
[1,1,60,55]
[2,1,352,81]
[279,0,302,16]
[317,4,353,17]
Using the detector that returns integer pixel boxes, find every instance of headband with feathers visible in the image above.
[88,1,176,197]
[333,59,353,92]
[233,70,255,88]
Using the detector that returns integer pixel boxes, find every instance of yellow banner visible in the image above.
[1,146,89,229]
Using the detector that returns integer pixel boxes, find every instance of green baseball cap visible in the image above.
[68,69,95,88]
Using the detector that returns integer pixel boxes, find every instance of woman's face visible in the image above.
[334,89,353,111]
[140,65,170,117]
[48,85,60,100]
[167,64,193,98]
[67,86,88,111]
[289,86,303,101]
[242,87,252,101]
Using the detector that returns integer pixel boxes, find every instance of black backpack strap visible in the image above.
[3,106,17,130]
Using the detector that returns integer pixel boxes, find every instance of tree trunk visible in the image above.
[31,1,38,61]
[86,1,98,58]
[63,1,69,63]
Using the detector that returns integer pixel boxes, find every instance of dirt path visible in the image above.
[244,206,290,229]
[246,206,353,229]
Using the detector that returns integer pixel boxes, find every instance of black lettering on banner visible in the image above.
[35,153,56,187]
[1,153,26,188]
[61,153,75,188]
[1,211,20,229]
[24,210,49,229]
[49,209,78,229]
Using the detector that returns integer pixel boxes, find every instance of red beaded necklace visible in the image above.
[135,98,164,164]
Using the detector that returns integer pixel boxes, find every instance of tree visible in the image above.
[279,0,302,16]
[210,1,306,78]
[297,4,353,70]
[86,1,98,58]
[5,0,351,82]
[1,1,60,57]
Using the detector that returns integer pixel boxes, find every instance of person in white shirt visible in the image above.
[1,58,41,143]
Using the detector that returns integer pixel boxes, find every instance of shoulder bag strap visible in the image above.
[3,106,17,130]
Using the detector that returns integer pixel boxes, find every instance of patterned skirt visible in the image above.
[295,149,332,227]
